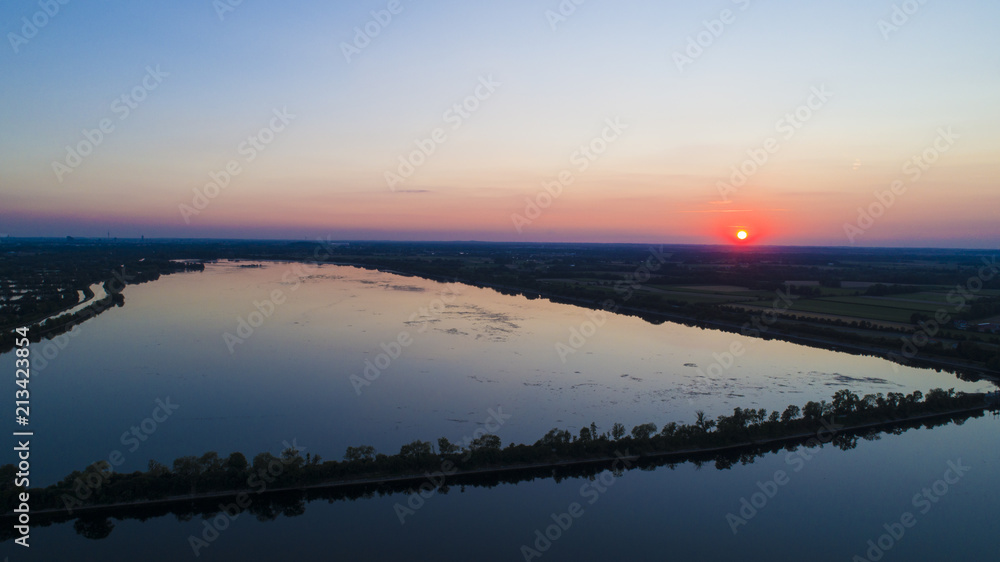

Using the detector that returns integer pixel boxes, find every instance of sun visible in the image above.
[737,230,748,240]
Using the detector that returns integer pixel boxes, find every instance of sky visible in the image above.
[0,0,998,248]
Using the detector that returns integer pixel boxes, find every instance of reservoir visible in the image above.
[3,261,996,560]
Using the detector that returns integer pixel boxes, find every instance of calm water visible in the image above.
[3,261,997,559]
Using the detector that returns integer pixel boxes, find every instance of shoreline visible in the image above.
[7,403,990,521]
[315,259,1000,382]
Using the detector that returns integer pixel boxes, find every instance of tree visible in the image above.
[611,423,626,440]
[343,445,376,462]
[252,452,279,475]
[470,434,501,451]
[860,394,878,411]
[832,390,860,415]
[694,411,715,433]
[172,456,201,493]
[536,428,571,448]
[225,452,248,473]
[660,422,678,438]
[147,459,170,477]
[172,456,201,479]
[925,388,954,408]
[717,407,750,433]
[222,452,248,486]
[281,446,305,472]
[630,423,657,440]
[399,440,433,459]
[198,451,223,473]
[780,405,800,423]
[802,401,824,421]
[578,427,592,442]
[437,437,459,455]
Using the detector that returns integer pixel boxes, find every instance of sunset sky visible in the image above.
[1,0,998,247]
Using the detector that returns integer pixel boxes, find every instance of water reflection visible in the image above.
[6,413,998,561]
[11,408,989,542]
[7,261,994,486]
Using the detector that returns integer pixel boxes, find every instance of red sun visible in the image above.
[736,230,748,241]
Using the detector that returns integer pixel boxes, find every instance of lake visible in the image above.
[3,261,997,559]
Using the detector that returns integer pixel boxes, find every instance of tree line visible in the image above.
[1,388,990,520]
[1,387,994,542]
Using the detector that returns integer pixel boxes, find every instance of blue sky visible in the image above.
[1,0,998,246]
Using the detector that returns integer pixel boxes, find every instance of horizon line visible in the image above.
[2,236,996,253]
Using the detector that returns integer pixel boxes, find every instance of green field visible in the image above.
[634,288,748,305]
[649,285,773,298]
[816,287,865,297]
[822,296,947,313]
[744,298,919,323]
